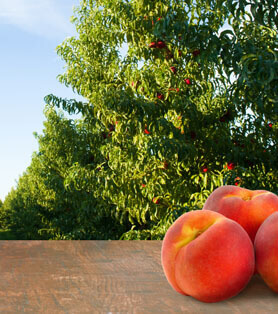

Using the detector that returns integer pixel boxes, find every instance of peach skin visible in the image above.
[161,210,255,303]
[202,185,278,243]
[254,212,278,293]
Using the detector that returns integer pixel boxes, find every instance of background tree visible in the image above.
[0,199,3,229]
[1,0,277,239]
[1,105,131,239]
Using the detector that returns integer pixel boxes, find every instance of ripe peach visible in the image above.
[184,78,191,85]
[161,210,255,303]
[193,49,200,57]
[254,212,278,293]
[156,41,166,49]
[157,93,164,100]
[202,185,278,243]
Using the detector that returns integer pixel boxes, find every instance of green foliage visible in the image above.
[1,106,132,239]
[2,0,277,239]
[0,230,19,240]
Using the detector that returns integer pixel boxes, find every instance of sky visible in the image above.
[0,0,85,201]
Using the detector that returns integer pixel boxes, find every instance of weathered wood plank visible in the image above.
[0,240,277,313]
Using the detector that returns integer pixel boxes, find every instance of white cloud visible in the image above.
[0,0,78,39]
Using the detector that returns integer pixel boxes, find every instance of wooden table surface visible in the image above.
[0,240,277,313]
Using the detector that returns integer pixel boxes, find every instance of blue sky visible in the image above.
[0,0,85,201]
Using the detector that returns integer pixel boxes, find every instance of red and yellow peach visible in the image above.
[202,185,278,243]
[254,212,278,293]
[161,210,255,303]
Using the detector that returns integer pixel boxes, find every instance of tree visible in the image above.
[3,0,278,239]
[48,0,277,239]
[0,199,3,229]
[1,105,131,239]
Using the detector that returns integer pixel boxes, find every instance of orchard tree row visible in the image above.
[0,0,277,239]
[0,107,132,239]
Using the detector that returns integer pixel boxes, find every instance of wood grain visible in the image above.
[0,240,277,313]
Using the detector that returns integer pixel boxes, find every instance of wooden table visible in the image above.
[0,241,277,313]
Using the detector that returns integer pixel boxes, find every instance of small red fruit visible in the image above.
[149,42,157,48]
[142,184,146,188]
[170,66,177,74]
[268,123,273,128]
[132,81,141,90]
[157,93,164,100]
[144,128,151,135]
[102,132,107,139]
[227,162,235,170]
[152,197,160,204]
[193,49,200,57]
[168,87,179,92]
[234,177,241,186]
[202,166,208,173]
[156,41,166,49]
[184,78,191,85]
[233,141,240,146]
[166,50,174,59]
[109,124,115,132]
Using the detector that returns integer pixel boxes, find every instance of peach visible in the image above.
[254,212,278,293]
[202,185,278,243]
[161,210,255,303]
